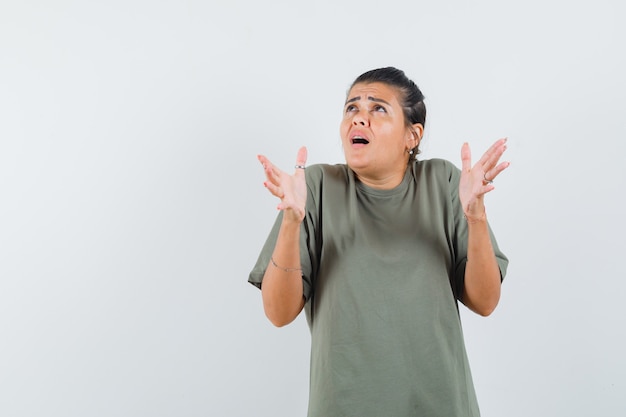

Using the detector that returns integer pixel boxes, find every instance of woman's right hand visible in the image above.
[258,146,308,223]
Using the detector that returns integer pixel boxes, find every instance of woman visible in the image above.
[249,67,509,417]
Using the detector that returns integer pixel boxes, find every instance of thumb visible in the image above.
[295,146,308,170]
[460,142,471,172]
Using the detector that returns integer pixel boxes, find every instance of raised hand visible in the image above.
[258,146,308,223]
[459,138,509,221]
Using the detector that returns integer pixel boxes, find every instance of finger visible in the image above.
[266,164,283,186]
[486,161,510,181]
[460,142,471,172]
[485,143,508,174]
[264,180,286,200]
[258,154,283,186]
[477,137,507,168]
[294,146,308,173]
[258,154,277,175]
[296,146,308,166]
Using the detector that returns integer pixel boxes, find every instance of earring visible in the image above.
[408,149,414,155]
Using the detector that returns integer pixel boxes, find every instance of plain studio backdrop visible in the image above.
[1,0,624,416]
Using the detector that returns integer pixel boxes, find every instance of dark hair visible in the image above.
[350,67,426,158]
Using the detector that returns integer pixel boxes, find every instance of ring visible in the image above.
[483,172,493,184]
[295,165,306,170]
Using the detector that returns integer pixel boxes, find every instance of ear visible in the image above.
[406,123,424,150]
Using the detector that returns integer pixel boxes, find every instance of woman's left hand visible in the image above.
[459,138,509,221]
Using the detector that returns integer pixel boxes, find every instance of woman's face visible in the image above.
[340,82,419,182]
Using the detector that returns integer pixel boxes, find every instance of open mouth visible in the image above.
[351,136,370,145]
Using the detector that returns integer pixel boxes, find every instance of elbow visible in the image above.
[464,294,500,317]
[475,304,496,317]
[474,298,499,317]
[263,300,302,327]
[265,311,297,327]
[463,280,501,317]
[261,291,305,327]
[269,318,293,328]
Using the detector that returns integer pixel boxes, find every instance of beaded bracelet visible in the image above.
[270,256,302,273]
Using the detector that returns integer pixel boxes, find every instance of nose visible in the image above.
[352,110,369,127]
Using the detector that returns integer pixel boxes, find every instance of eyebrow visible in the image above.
[345,96,391,106]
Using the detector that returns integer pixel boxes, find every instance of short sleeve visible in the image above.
[447,162,509,301]
[247,211,314,301]
[248,167,324,302]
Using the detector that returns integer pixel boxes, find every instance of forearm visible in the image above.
[463,215,502,316]
[261,218,306,327]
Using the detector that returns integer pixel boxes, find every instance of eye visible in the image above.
[345,104,357,112]
[373,104,387,113]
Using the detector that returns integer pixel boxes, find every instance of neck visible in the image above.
[353,164,408,190]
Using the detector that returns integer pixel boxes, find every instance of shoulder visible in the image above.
[303,164,351,212]
[415,158,461,183]
[414,158,462,206]
[304,163,351,185]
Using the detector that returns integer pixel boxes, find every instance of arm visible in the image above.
[257,147,308,327]
[463,214,502,316]
[459,138,509,316]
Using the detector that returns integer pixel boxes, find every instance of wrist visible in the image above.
[281,207,305,224]
[465,211,486,224]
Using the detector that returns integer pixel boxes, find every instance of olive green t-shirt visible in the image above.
[249,158,508,417]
